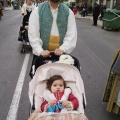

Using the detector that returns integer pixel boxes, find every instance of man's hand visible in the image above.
[54,48,64,56]
[40,50,50,58]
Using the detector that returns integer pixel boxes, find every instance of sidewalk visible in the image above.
[76,13,103,26]
[3,6,14,11]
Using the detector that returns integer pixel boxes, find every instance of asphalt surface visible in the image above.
[0,9,32,120]
[0,9,120,120]
[74,18,120,120]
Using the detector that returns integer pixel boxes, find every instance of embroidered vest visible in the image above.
[38,1,69,50]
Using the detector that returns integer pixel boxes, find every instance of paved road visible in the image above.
[0,9,32,120]
[74,18,120,120]
[0,10,120,120]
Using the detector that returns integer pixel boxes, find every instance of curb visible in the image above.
[76,15,103,26]
[3,7,13,12]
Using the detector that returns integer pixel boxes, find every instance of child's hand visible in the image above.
[48,100,57,106]
[61,100,71,108]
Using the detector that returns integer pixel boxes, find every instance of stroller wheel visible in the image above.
[18,37,23,42]
[21,48,25,53]
[29,104,35,115]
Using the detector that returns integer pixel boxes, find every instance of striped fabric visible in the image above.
[28,113,88,120]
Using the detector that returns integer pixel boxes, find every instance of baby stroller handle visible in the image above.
[31,53,81,78]
[32,52,60,65]
[31,52,60,76]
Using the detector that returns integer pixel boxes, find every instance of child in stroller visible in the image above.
[40,75,79,112]
[28,54,88,120]
[18,0,35,53]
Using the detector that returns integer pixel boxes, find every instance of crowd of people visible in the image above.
[62,2,106,26]
[73,2,106,26]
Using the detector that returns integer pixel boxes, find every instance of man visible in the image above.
[28,0,77,56]
[92,3,100,26]
[21,0,35,27]
[28,0,77,77]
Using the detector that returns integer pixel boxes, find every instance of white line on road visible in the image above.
[6,54,30,120]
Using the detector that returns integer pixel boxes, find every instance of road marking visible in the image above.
[6,54,30,120]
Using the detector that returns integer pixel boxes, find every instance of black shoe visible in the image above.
[92,24,97,26]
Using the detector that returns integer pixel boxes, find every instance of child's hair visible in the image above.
[46,75,66,91]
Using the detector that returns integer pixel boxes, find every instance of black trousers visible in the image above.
[93,15,99,26]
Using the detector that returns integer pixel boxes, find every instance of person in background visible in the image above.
[87,5,92,14]
[28,0,77,78]
[0,2,3,20]
[73,6,77,15]
[20,0,24,7]
[21,0,35,27]
[99,3,106,20]
[92,3,100,26]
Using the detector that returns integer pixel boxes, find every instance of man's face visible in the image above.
[50,0,60,3]
[37,0,43,3]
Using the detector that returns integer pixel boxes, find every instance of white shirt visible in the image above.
[21,3,35,16]
[28,3,77,56]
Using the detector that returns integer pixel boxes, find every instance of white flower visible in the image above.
[57,55,74,65]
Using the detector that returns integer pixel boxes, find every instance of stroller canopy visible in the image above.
[29,63,86,114]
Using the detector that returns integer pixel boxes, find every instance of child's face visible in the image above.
[51,79,64,93]
[27,0,33,5]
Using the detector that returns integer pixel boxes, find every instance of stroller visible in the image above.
[18,10,32,53]
[18,22,31,53]
[28,53,87,119]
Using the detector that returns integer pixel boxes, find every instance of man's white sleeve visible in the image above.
[59,9,77,54]
[28,7,43,56]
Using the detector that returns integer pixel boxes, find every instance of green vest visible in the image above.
[38,1,69,50]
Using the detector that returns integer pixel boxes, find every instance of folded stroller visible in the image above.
[18,22,31,53]
[28,54,87,119]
